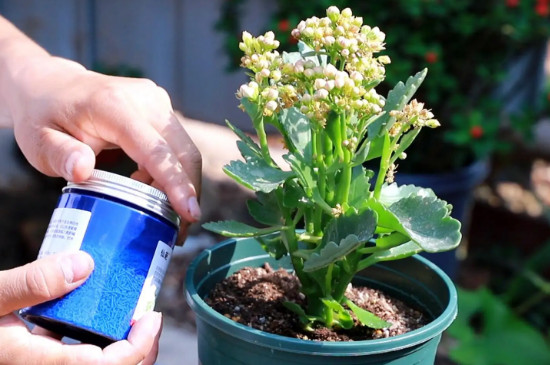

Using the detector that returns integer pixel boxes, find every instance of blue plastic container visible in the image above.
[20,170,180,347]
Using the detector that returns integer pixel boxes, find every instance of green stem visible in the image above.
[374,134,391,199]
[332,269,355,302]
[334,115,352,206]
[313,128,326,235]
[357,255,379,272]
[256,117,273,166]
[325,264,333,297]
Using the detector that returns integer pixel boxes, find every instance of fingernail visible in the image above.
[60,251,94,284]
[64,151,81,180]
[187,196,202,221]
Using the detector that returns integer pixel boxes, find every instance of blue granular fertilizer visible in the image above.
[20,189,178,345]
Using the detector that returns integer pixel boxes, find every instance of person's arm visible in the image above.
[0,15,201,225]
[0,252,161,365]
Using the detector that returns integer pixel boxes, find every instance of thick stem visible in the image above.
[256,117,273,165]
[313,128,326,235]
[335,115,352,206]
[374,134,391,199]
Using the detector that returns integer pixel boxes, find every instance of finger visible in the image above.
[131,167,190,246]
[141,312,163,365]
[120,123,201,223]
[16,127,98,182]
[170,112,203,198]
[0,312,161,365]
[0,251,94,316]
[102,311,162,364]
[0,313,104,365]
[131,168,154,185]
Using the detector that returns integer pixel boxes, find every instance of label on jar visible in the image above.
[132,240,173,322]
[38,208,92,258]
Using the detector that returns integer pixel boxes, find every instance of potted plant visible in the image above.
[216,0,550,275]
[187,6,461,364]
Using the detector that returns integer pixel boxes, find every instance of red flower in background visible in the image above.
[535,0,550,16]
[506,0,520,7]
[470,125,484,139]
[278,19,290,32]
[424,51,438,63]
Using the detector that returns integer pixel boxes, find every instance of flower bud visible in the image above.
[264,100,278,115]
[324,64,337,78]
[327,6,340,22]
[314,78,327,90]
[303,27,314,37]
[314,89,329,100]
[335,72,347,88]
[426,119,441,128]
[304,69,315,78]
[271,70,282,81]
[324,35,335,46]
[341,8,352,17]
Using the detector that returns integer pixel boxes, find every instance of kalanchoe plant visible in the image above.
[204,6,462,331]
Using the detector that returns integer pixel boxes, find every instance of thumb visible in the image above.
[19,128,97,182]
[0,251,94,316]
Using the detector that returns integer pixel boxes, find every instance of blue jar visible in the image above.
[20,170,180,347]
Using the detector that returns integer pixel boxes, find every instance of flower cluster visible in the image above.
[236,6,434,134]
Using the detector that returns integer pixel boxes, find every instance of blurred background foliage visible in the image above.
[216,0,550,172]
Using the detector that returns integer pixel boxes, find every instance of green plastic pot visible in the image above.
[186,237,458,364]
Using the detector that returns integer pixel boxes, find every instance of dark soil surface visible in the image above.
[206,263,428,341]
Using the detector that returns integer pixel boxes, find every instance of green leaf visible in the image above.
[376,232,410,249]
[246,192,282,226]
[379,183,435,206]
[348,166,373,209]
[241,97,261,126]
[257,234,288,259]
[279,107,312,161]
[282,182,311,209]
[364,135,385,161]
[225,119,261,156]
[202,220,282,237]
[345,299,391,329]
[370,240,422,261]
[352,139,371,166]
[298,41,328,66]
[282,50,303,65]
[303,210,377,272]
[321,298,354,329]
[283,301,316,328]
[284,154,332,213]
[388,193,461,252]
[224,146,295,193]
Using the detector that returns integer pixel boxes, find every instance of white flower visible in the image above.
[314,89,329,100]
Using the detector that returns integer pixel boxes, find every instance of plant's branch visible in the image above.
[255,116,275,166]
[373,134,391,199]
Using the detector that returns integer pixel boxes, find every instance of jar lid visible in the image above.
[63,169,180,227]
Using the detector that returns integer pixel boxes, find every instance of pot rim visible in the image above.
[185,238,458,356]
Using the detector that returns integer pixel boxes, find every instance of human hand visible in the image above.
[5,55,202,230]
[0,251,162,365]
